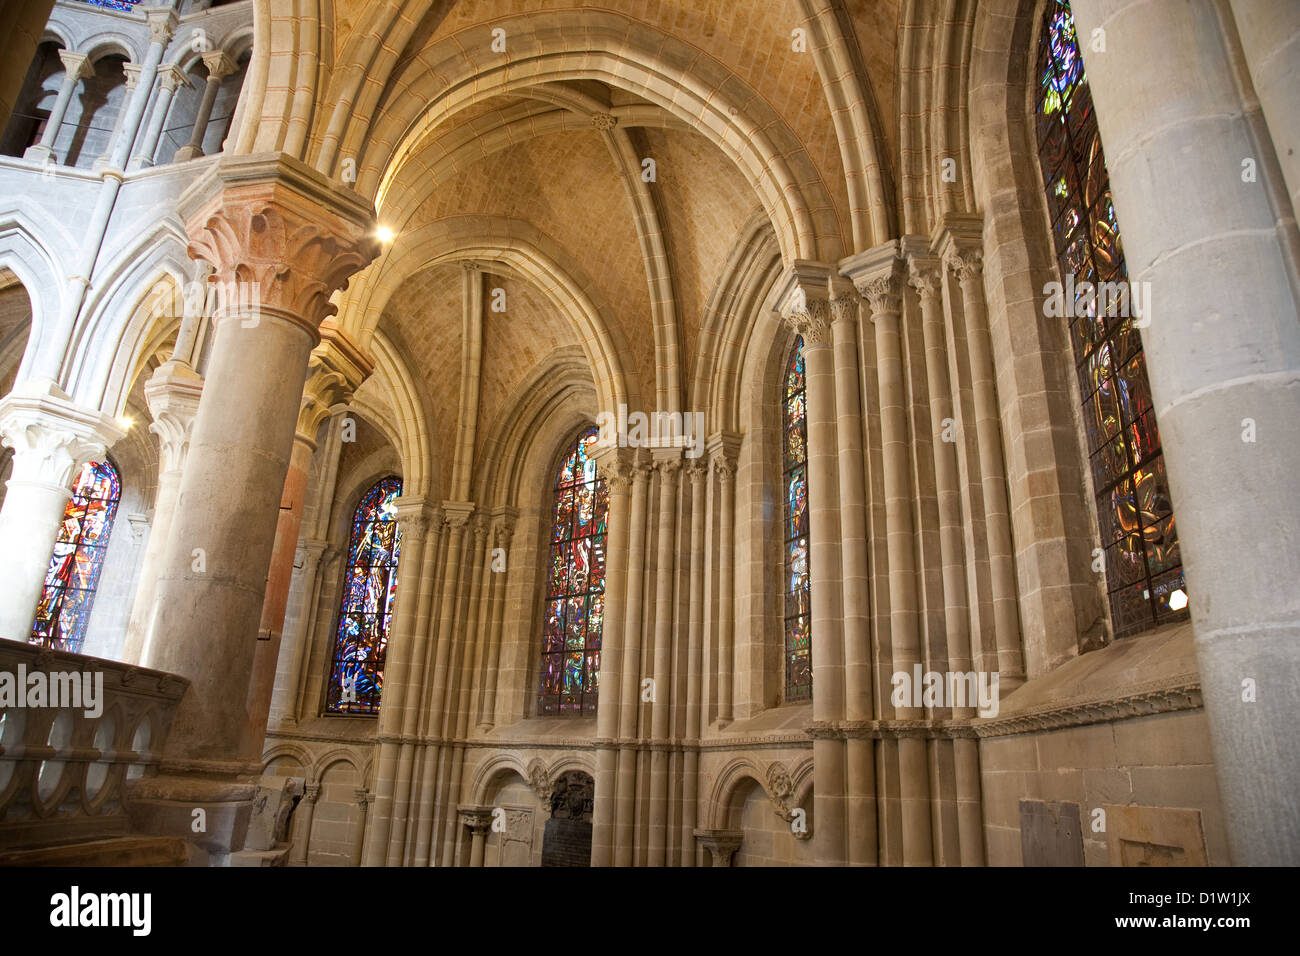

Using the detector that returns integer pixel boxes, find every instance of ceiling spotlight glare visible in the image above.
[1168,588,1188,612]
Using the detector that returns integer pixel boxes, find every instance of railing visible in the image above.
[0,639,188,853]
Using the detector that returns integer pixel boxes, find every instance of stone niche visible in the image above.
[540,770,594,867]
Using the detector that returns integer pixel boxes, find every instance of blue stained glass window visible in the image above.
[784,337,812,700]
[538,426,608,717]
[1035,1,1186,637]
[30,460,121,653]
[325,475,403,715]
[80,0,144,12]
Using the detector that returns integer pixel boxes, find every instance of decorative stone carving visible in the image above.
[591,112,618,131]
[491,511,517,549]
[526,757,552,804]
[829,293,860,325]
[179,156,381,335]
[0,386,125,488]
[907,263,942,301]
[945,249,983,284]
[784,296,833,345]
[863,274,902,315]
[144,361,204,473]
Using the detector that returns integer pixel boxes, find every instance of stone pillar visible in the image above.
[845,246,932,866]
[476,509,516,729]
[648,451,679,866]
[1071,0,1300,865]
[830,283,877,866]
[614,454,650,866]
[173,51,236,163]
[944,246,1023,686]
[1228,1,1300,221]
[128,65,188,171]
[0,383,124,642]
[681,460,706,865]
[458,807,493,867]
[590,450,631,867]
[707,434,738,727]
[111,8,177,171]
[132,154,377,855]
[289,782,319,866]
[23,51,92,165]
[95,63,140,170]
[124,358,203,666]
[245,325,373,755]
[777,264,847,867]
[693,829,743,867]
[351,789,370,867]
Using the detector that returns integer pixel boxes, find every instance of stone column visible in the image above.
[0,383,124,642]
[845,247,932,867]
[1228,1,1300,223]
[128,65,189,171]
[1071,0,1300,865]
[693,829,743,867]
[124,358,203,665]
[351,789,371,867]
[681,460,706,865]
[778,265,847,867]
[476,509,516,729]
[132,154,377,855]
[614,454,650,866]
[23,51,91,165]
[944,246,1023,686]
[648,451,679,866]
[111,8,176,171]
[590,449,631,867]
[245,325,374,755]
[173,51,236,163]
[707,434,738,727]
[95,63,140,170]
[830,283,877,866]
[289,782,319,866]
[458,806,493,867]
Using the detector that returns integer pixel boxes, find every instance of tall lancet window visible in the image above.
[325,475,403,715]
[784,337,812,700]
[1035,0,1186,636]
[30,460,121,653]
[538,426,608,717]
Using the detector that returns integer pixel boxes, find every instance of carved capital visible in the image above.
[303,783,321,804]
[491,509,518,549]
[354,788,371,809]
[784,296,832,345]
[863,274,902,315]
[146,8,180,46]
[144,359,204,474]
[0,384,125,489]
[179,155,380,337]
[298,322,374,438]
[156,64,190,94]
[56,51,93,81]
[945,249,984,285]
[442,501,475,531]
[200,51,238,81]
[458,806,495,834]
[392,496,431,540]
[907,261,942,301]
[829,293,859,326]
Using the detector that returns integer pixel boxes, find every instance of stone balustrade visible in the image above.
[0,638,188,854]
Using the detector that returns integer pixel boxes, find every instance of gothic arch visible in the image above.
[0,207,72,386]
[335,215,638,417]
[470,753,530,805]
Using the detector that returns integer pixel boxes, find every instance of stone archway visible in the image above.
[540,770,594,867]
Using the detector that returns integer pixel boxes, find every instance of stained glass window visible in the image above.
[79,1,144,12]
[325,475,403,715]
[1035,0,1186,637]
[784,337,812,699]
[30,460,121,653]
[538,427,608,717]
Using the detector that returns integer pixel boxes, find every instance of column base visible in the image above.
[173,145,205,163]
[124,774,257,860]
[127,156,155,172]
[23,144,54,164]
